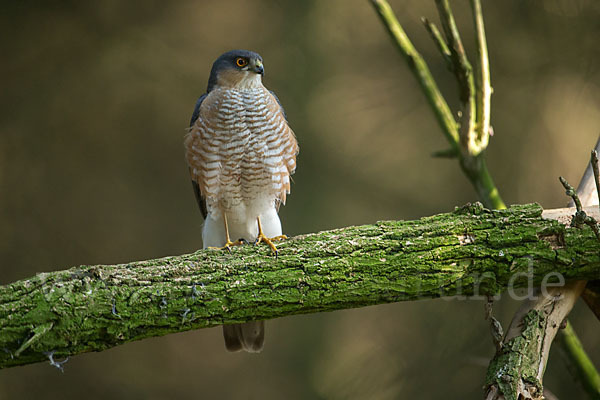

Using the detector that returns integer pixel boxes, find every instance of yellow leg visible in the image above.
[254,217,287,256]
[208,213,246,252]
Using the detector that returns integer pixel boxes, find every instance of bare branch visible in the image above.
[421,17,453,71]
[434,0,478,155]
[370,0,460,148]
[486,146,600,399]
[370,0,505,209]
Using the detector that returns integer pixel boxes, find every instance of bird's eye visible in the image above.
[235,58,248,67]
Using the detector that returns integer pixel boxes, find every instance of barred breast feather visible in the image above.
[185,85,298,213]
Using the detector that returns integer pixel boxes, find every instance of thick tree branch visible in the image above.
[1,203,599,369]
[486,142,600,400]
[485,281,587,400]
[556,146,600,399]
[370,2,597,397]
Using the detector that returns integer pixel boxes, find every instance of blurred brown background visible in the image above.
[1,0,599,399]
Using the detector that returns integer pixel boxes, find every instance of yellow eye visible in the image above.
[235,57,248,67]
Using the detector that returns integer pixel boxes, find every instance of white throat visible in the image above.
[236,72,263,89]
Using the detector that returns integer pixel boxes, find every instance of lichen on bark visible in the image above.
[1,203,599,369]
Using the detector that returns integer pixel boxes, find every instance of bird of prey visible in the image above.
[184,50,299,352]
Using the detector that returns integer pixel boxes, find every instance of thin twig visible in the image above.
[561,176,584,211]
[560,176,600,241]
[421,17,453,71]
[434,0,472,100]
[370,0,506,210]
[434,0,477,155]
[556,147,600,399]
[470,0,492,155]
[431,147,458,159]
[370,0,460,148]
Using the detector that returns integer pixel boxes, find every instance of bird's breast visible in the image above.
[185,86,298,216]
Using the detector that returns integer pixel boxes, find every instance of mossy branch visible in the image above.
[486,148,600,400]
[485,281,587,400]
[1,203,600,369]
[370,2,597,398]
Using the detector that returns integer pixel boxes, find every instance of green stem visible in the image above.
[370,0,505,210]
[470,0,492,155]
[435,0,474,104]
[371,2,596,398]
[557,321,600,399]
[421,17,453,71]
[434,0,477,156]
[460,154,506,210]
[370,0,459,148]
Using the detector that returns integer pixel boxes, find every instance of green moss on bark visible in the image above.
[1,203,599,368]
[485,310,546,400]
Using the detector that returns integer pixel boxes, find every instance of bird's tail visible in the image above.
[222,321,264,353]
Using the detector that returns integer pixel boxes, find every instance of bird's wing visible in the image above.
[266,90,299,212]
[190,93,208,127]
[269,90,288,120]
[189,93,208,219]
[268,90,285,213]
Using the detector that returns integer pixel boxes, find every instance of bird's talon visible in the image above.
[255,233,282,256]
[270,235,288,242]
[209,239,245,253]
[254,217,288,256]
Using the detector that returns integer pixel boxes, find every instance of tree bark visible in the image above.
[1,203,599,369]
[484,281,587,400]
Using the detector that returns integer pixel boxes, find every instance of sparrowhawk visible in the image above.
[184,50,299,352]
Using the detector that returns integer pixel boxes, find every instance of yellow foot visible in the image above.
[209,239,247,253]
[255,234,287,256]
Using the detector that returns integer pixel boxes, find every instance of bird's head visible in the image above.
[207,50,265,91]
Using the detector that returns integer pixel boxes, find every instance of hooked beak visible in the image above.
[251,59,264,75]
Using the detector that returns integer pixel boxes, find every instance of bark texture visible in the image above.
[1,203,599,369]
[484,281,587,400]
